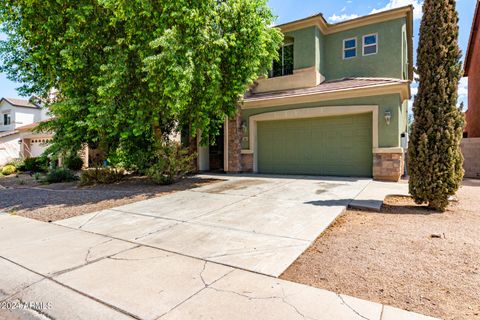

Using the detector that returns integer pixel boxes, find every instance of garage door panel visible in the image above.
[257,113,373,177]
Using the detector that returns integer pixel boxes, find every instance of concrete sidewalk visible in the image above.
[0,214,436,320]
[349,180,410,211]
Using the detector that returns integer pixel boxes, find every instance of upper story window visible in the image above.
[270,43,294,78]
[343,38,357,59]
[363,34,378,56]
[3,113,11,126]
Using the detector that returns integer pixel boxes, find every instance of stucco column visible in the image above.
[21,138,32,159]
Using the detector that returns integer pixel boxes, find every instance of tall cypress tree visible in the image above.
[408,0,464,211]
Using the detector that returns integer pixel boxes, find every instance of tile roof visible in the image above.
[16,120,51,133]
[244,77,409,102]
[0,130,19,139]
[1,97,40,109]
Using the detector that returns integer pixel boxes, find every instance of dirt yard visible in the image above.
[281,179,480,320]
[0,174,218,222]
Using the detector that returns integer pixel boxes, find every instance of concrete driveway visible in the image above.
[0,175,429,320]
[56,175,371,276]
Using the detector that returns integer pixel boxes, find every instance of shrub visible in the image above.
[80,168,125,186]
[408,0,464,211]
[64,154,84,171]
[1,165,16,176]
[46,168,77,184]
[146,141,196,185]
[7,159,25,172]
[23,157,49,172]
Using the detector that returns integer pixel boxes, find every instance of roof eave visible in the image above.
[241,82,410,109]
[276,5,413,35]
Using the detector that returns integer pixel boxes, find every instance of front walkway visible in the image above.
[0,175,433,320]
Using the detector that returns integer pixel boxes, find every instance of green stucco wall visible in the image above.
[241,93,406,150]
[323,18,407,80]
[285,27,317,70]
[281,17,408,80]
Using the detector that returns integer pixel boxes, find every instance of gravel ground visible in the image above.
[0,174,219,222]
[281,179,480,320]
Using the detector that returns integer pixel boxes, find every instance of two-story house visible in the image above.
[198,5,413,182]
[0,97,48,132]
[0,97,52,165]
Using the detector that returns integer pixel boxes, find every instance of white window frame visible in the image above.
[343,37,357,60]
[362,33,378,56]
[2,112,11,126]
[270,43,294,78]
[281,42,294,76]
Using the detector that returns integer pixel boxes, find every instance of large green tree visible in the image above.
[408,0,464,211]
[0,0,282,169]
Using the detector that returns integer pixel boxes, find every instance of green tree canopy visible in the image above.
[408,0,464,211]
[0,0,283,168]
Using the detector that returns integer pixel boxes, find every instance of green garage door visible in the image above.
[257,113,373,177]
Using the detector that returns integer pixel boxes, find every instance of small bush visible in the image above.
[24,157,49,172]
[146,141,196,185]
[64,154,84,171]
[7,159,25,172]
[80,168,125,186]
[46,168,77,184]
[1,165,16,176]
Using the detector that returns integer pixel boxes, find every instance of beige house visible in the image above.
[0,97,53,165]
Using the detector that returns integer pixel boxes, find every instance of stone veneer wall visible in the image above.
[227,114,243,173]
[241,153,254,173]
[373,152,404,182]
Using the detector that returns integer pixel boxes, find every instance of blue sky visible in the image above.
[0,0,476,108]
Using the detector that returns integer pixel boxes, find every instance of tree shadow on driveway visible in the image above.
[0,177,219,222]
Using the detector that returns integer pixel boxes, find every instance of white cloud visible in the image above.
[370,0,423,20]
[458,77,468,98]
[327,13,360,23]
[458,77,468,108]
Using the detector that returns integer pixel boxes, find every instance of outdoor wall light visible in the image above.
[241,121,248,134]
[384,111,392,126]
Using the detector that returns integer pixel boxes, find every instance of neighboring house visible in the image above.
[0,97,48,132]
[198,6,413,182]
[464,0,480,138]
[0,97,52,165]
[462,0,480,179]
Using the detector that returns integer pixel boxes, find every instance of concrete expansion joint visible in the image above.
[1,255,143,320]
[0,272,46,305]
[337,293,372,320]
[133,222,182,241]
[78,211,102,229]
